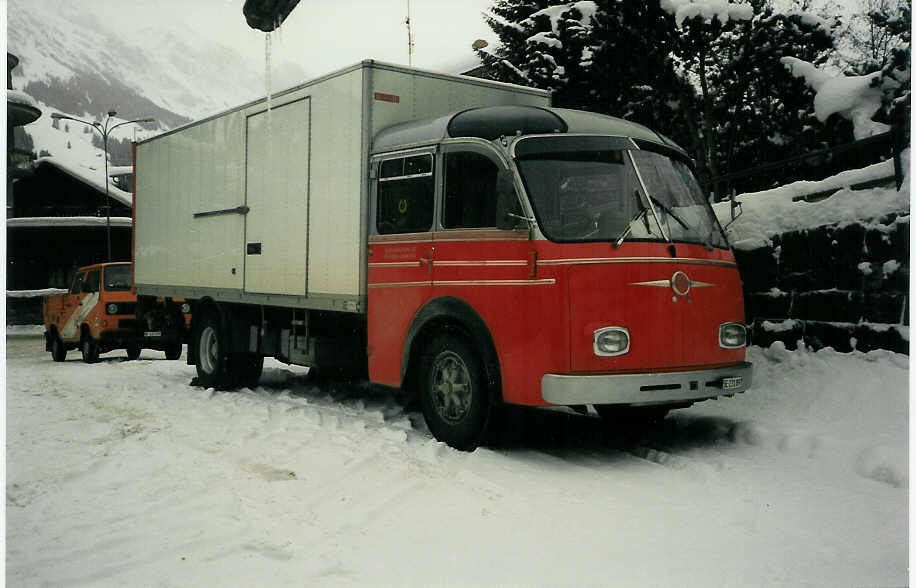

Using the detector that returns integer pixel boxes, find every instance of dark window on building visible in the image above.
[442,151,501,229]
[377,154,434,235]
[104,265,132,291]
[70,272,84,295]
[83,269,100,293]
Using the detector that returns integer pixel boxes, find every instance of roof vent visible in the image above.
[447,106,568,141]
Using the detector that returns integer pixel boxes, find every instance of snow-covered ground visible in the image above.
[5,335,907,587]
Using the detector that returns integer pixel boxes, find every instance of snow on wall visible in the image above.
[781,57,890,139]
[713,154,908,251]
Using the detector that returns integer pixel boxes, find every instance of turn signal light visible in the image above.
[719,323,747,348]
[594,327,630,357]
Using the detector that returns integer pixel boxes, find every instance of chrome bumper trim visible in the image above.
[541,362,753,406]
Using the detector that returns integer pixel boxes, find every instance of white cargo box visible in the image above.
[134,61,550,313]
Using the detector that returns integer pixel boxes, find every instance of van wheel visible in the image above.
[50,333,66,362]
[126,345,141,360]
[194,313,230,389]
[81,333,100,364]
[419,333,491,451]
[164,342,182,361]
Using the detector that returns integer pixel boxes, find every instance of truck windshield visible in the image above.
[515,136,727,248]
[104,265,132,291]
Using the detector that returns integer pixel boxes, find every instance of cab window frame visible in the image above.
[372,149,437,236]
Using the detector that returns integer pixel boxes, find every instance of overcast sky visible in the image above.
[85,0,499,78]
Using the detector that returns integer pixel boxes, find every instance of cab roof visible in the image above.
[371,105,686,157]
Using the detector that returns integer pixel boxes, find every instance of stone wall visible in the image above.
[734,212,909,353]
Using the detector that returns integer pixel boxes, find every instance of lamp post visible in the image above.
[50,111,154,262]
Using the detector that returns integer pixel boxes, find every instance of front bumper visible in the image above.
[541,362,753,406]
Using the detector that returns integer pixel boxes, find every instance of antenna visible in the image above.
[405,0,415,66]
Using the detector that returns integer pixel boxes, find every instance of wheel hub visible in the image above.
[431,352,472,423]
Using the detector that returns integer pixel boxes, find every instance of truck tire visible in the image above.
[164,342,182,361]
[126,345,141,360]
[234,354,264,389]
[50,333,66,362]
[194,313,231,389]
[81,332,100,364]
[419,333,492,451]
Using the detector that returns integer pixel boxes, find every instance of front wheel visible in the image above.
[419,333,492,451]
[81,333,100,364]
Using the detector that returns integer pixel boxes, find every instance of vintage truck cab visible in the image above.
[43,262,186,362]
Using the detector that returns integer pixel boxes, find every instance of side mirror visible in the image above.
[495,168,524,230]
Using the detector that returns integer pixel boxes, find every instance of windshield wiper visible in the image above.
[613,191,655,248]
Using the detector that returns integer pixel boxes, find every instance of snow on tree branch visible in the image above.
[781,57,890,138]
[661,0,754,27]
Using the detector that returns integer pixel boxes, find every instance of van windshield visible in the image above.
[515,136,728,248]
[104,265,132,291]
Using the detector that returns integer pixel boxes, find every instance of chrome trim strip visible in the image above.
[538,257,736,268]
[368,278,555,289]
[368,261,422,268]
[433,260,528,267]
[541,362,753,406]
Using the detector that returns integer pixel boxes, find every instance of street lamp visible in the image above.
[50,110,154,262]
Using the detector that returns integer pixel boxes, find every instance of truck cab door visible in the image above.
[367,149,437,386]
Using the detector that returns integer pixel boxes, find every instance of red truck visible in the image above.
[133,62,753,450]
[43,262,186,363]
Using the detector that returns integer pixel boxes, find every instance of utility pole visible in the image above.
[405,0,415,66]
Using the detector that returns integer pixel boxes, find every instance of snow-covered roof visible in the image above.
[7,89,39,109]
[7,216,133,228]
[36,157,133,208]
[7,88,42,126]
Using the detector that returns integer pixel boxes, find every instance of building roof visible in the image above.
[371,105,686,156]
[35,157,133,207]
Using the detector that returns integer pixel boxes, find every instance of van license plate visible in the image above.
[144,331,162,337]
[722,376,742,390]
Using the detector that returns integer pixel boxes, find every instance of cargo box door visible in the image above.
[244,98,311,296]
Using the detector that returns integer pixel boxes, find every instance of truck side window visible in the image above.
[442,151,500,229]
[83,269,100,293]
[377,154,434,234]
[70,273,84,295]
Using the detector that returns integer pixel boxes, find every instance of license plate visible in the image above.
[722,376,742,390]
[144,331,162,337]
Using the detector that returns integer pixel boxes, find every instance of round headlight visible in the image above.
[106,302,119,314]
[180,302,191,314]
[719,323,747,348]
[594,327,630,356]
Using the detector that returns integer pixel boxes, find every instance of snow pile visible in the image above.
[660,0,754,27]
[781,57,889,139]
[713,153,909,249]
[4,338,907,587]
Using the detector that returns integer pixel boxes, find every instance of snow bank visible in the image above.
[713,154,909,249]
[781,57,889,139]
[661,0,754,27]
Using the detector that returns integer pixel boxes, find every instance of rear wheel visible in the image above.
[81,332,100,364]
[419,333,492,451]
[194,313,230,389]
[50,333,66,362]
[234,353,264,388]
[126,345,141,360]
